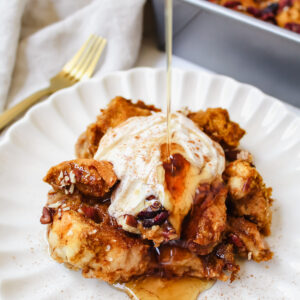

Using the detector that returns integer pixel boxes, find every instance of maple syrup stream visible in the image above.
[114,1,215,298]
[166,0,173,163]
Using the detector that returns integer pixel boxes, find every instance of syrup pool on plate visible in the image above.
[115,277,215,300]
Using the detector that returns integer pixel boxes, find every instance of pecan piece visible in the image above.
[125,215,138,227]
[229,233,246,250]
[81,206,102,223]
[40,206,54,224]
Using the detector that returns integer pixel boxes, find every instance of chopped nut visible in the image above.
[48,201,62,209]
[82,206,102,223]
[229,233,246,250]
[69,170,76,184]
[69,184,75,194]
[58,171,63,180]
[105,245,111,252]
[107,257,113,262]
[248,252,253,260]
[63,207,70,212]
[40,207,54,224]
[125,214,138,227]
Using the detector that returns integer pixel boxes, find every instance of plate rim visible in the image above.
[1,67,300,149]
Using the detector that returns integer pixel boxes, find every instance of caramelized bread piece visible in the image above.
[214,242,240,280]
[224,160,273,235]
[188,108,245,149]
[182,180,227,255]
[227,217,273,262]
[76,97,160,158]
[44,159,117,198]
[138,222,177,247]
[159,243,239,281]
[46,192,151,283]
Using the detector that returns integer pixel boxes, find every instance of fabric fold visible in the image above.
[0,0,146,111]
[0,0,26,111]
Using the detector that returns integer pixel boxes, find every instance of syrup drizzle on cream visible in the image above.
[94,112,225,234]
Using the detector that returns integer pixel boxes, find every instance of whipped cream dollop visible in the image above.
[94,112,225,233]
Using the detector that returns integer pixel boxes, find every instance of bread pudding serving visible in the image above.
[40,96,273,298]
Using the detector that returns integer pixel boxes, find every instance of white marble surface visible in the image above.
[135,39,300,117]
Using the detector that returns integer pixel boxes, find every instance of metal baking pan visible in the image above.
[152,0,300,107]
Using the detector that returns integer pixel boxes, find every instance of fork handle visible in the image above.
[0,87,52,131]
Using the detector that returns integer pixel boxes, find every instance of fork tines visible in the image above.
[63,34,107,80]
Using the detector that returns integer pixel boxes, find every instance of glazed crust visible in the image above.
[223,160,273,235]
[44,159,118,198]
[187,108,245,149]
[182,180,228,255]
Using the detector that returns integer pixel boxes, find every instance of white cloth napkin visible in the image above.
[0,0,146,112]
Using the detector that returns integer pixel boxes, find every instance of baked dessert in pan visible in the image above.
[209,0,300,34]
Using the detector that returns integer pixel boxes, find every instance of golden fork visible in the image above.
[0,34,107,131]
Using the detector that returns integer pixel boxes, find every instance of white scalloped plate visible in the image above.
[0,68,299,300]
